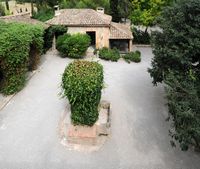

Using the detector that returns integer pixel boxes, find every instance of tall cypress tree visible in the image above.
[110,0,120,22]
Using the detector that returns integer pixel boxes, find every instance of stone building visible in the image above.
[46,8,133,52]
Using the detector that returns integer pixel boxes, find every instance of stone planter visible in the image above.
[59,100,111,152]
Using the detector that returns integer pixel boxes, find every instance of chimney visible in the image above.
[54,5,60,16]
[96,7,104,14]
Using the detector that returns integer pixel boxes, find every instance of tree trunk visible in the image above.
[5,0,9,11]
[145,27,148,34]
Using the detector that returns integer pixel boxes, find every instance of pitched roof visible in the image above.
[110,22,133,39]
[46,9,112,26]
[0,12,48,28]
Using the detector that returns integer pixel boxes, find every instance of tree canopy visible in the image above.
[149,0,200,151]
[130,0,173,27]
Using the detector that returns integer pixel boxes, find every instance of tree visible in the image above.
[110,0,120,22]
[149,0,200,151]
[130,0,172,29]
[118,0,132,22]
[59,0,110,13]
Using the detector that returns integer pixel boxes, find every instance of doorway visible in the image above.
[86,31,96,47]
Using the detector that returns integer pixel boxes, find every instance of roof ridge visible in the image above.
[90,9,111,25]
[46,8,111,26]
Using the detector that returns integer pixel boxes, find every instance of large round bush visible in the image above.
[56,33,91,58]
[62,60,104,126]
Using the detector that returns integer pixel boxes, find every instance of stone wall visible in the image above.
[68,26,110,49]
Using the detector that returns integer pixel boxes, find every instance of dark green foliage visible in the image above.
[43,25,68,52]
[32,7,54,22]
[56,33,90,58]
[149,0,200,84]
[62,60,104,126]
[0,22,44,95]
[148,0,200,150]
[118,0,132,22]
[165,71,200,151]
[110,0,120,22]
[123,50,141,63]
[132,27,151,44]
[99,47,120,62]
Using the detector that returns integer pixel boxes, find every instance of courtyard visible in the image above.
[0,47,199,169]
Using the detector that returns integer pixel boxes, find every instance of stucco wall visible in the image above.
[67,26,110,49]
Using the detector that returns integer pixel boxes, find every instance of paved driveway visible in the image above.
[0,48,199,169]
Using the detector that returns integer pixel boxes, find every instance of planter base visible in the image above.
[59,100,111,152]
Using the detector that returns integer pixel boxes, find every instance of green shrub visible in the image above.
[56,33,90,58]
[43,25,68,52]
[132,27,151,44]
[32,8,54,22]
[99,47,120,62]
[123,50,141,63]
[0,22,44,95]
[62,60,104,126]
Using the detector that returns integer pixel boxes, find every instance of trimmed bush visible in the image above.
[56,33,91,58]
[99,47,120,62]
[62,60,104,126]
[123,50,141,63]
[43,25,68,52]
[0,22,44,95]
[132,27,151,44]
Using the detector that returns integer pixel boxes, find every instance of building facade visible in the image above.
[46,8,133,52]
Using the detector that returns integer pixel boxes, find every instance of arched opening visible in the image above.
[28,43,40,71]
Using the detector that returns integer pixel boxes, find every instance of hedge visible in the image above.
[123,50,141,63]
[99,47,120,62]
[0,22,44,95]
[62,60,104,126]
[56,33,91,58]
[43,25,68,52]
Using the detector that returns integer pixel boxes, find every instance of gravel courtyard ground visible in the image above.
[0,47,199,169]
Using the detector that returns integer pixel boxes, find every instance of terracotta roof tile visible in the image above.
[110,22,133,39]
[46,9,112,26]
[0,12,47,28]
